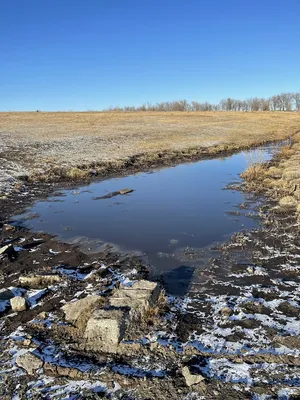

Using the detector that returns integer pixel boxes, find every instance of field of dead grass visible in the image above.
[1,111,300,183]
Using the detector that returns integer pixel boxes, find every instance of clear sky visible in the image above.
[1,0,299,111]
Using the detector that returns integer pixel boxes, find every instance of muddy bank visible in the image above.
[0,138,300,399]
[1,198,299,399]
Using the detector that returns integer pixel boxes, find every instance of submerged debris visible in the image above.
[93,188,134,200]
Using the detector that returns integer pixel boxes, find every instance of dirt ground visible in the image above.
[1,111,300,189]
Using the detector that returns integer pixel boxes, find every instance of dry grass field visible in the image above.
[1,111,300,184]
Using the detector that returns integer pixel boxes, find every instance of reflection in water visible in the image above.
[13,143,283,293]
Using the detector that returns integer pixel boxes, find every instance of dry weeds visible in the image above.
[1,111,300,183]
[241,133,300,217]
[240,163,267,182]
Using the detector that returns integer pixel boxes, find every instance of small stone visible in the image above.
[23,339,32,346]
[182,366,205,386]
[37,311,47,319]
[3,224,14,231]
[16,352,44,374]
[219,307,233,316]
[19,274,61,289]
[10,296,27,312]
[0,244,11,256]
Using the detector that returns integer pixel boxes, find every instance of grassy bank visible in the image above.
[241,132,300,219]
[1,111,300,184]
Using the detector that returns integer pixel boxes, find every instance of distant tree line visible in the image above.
[106,92,300,112]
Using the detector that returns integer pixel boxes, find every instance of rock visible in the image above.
[0,244,11,256]
[10,296,27,312]
[119,188,133,195]
[16,352,44,374]
[219,307,233,316]
[61,295,104,328]
[84,308,128,353]
[182,366,205,386]
[37,311,47,319]
[109,280,160,313]
[0,288,15,301]
[93,188,133,200]
[279,196,298,209]
[3,224,14,231]
[23,339,32,347]
[19,274,62,289]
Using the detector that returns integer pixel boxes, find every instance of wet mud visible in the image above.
[0,141,299,399]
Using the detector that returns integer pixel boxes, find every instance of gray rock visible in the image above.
[109,280,160,313]
[84,308,128,353]
[61,295,104,327]
[19,274,62,289]
[16,352,44,375]
[0,244,11,255]
[182,366,205,386]
[10,296,27,312]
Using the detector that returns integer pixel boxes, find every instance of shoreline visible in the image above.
[0,133,300,399]
[0,134,296,225]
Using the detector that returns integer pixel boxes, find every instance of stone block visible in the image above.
[84,308,128,353]
[109,280,160,312]
[10,296,27,312]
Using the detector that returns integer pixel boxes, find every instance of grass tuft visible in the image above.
[240,163,267,182]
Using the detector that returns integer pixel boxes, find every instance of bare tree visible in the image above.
[105,92,299,112]
[293,93,300,112]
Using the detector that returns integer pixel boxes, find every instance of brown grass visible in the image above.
[240,163,267,182]
[1,111,300,183]
[241,134,300,218]
[278,144,295,159]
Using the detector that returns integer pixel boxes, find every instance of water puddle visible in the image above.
[13,143,282,284]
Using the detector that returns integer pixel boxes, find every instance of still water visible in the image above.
[13,144,280,282]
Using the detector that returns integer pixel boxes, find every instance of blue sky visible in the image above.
[1,0,299,111]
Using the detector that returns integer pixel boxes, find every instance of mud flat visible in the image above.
[0,138,300,399]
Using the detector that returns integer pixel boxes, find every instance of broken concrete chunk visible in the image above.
[16,352,44,375]
[10,296,27,312]
[19,274,61,289]
[61,295,104,328]
[84,308,128,353]
[182,366,205,386]
[109,280,160,312]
